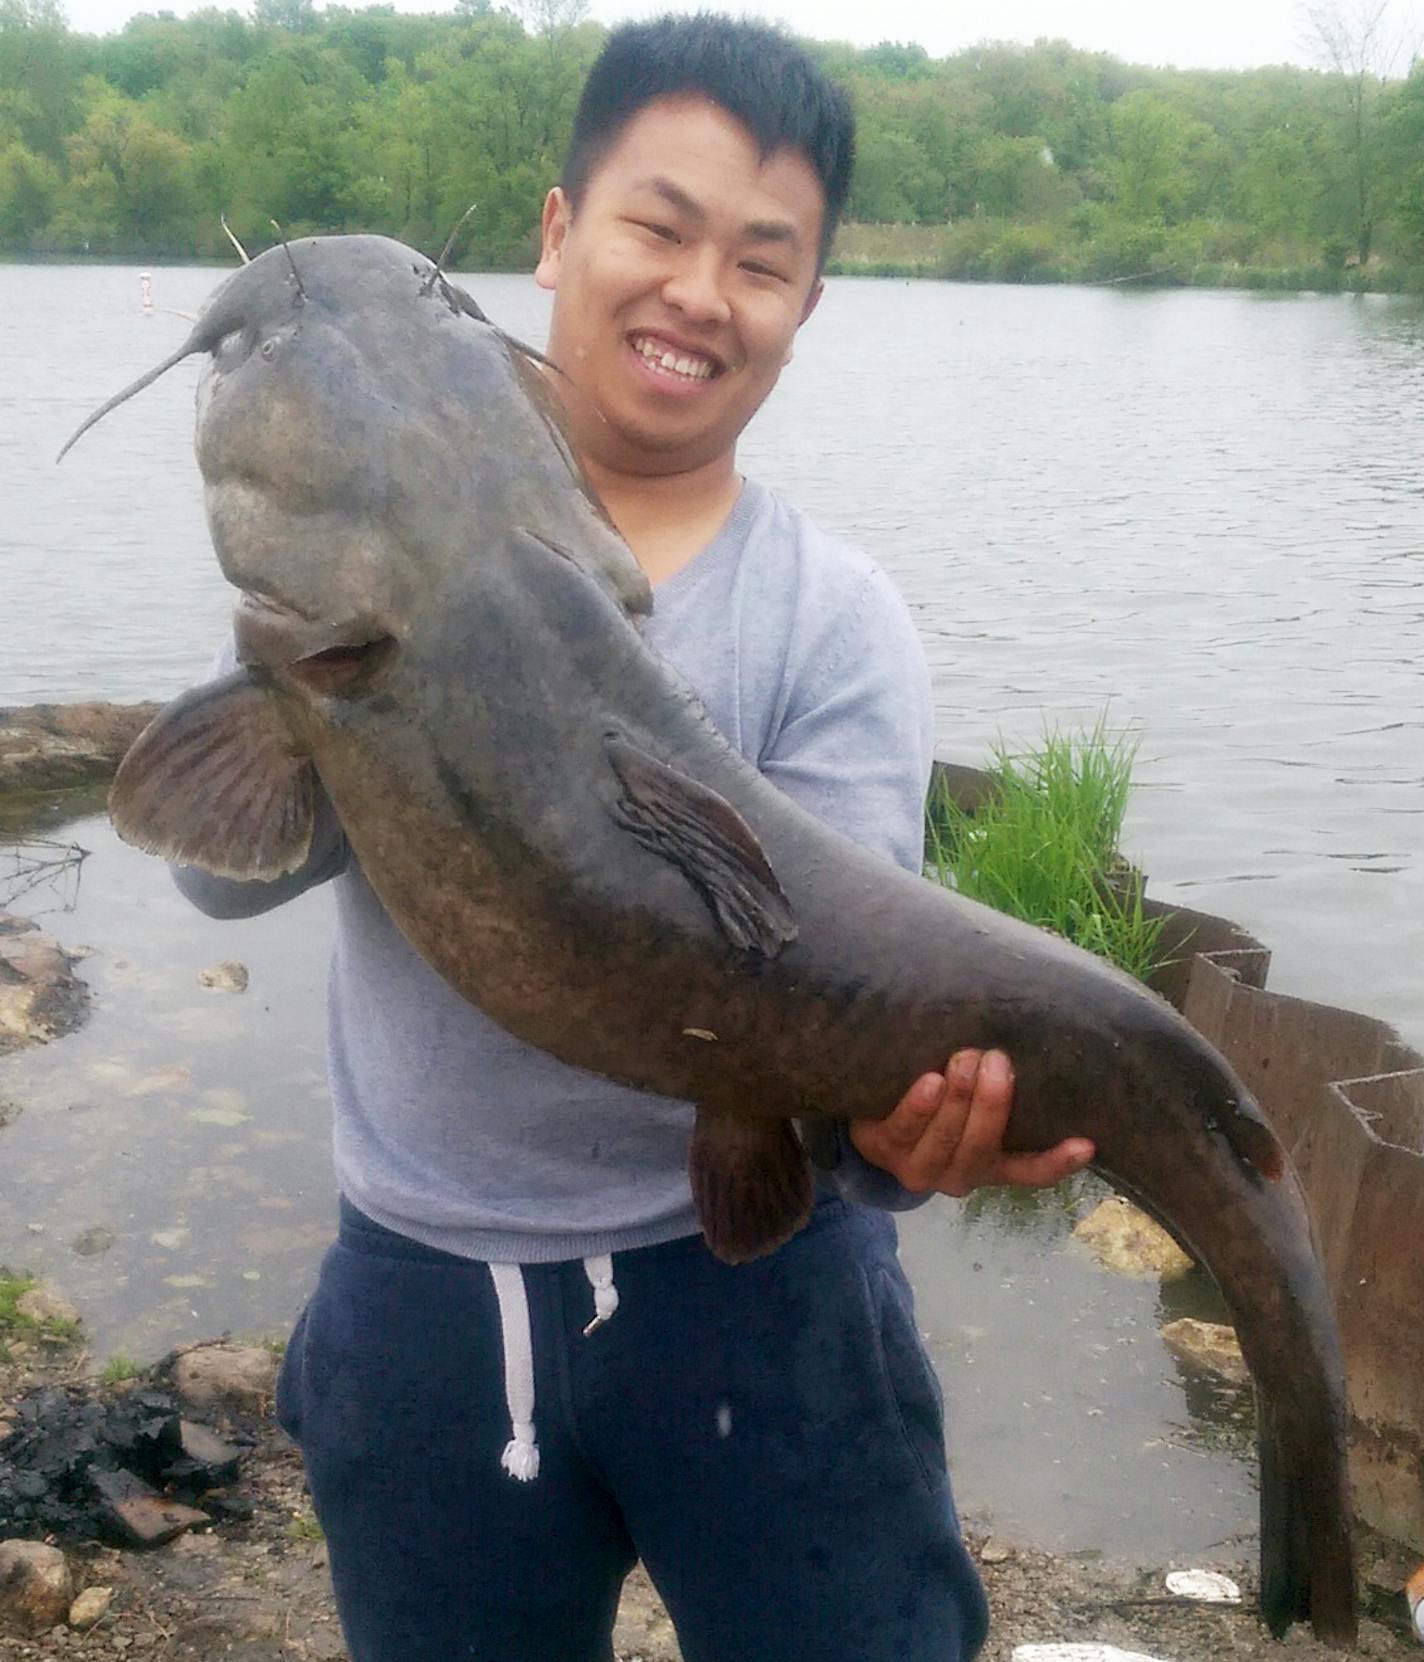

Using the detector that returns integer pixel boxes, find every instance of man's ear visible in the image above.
[782,277,825,366]
[534,188,571,291]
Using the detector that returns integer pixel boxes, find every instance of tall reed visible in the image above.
[925,718,1169,983]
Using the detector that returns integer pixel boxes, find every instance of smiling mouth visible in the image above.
[628,332,723,384]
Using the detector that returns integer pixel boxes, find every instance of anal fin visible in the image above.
[110,669,315,879]
[691,1108,813,1265]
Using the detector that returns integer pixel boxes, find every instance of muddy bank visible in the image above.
[2,1425,1420,1660]
[1,1345,1420,1662]
[0,705,158,796]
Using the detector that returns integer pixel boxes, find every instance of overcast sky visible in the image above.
[53,0,1424,75]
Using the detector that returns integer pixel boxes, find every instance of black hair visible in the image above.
[562,14,855,271]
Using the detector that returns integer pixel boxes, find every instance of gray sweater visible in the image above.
[174,478,936,1262]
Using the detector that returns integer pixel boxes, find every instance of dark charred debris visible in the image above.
[0,1379,251,1549]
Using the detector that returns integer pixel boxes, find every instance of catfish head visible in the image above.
[62,233,647,699]
[60,233,649,876]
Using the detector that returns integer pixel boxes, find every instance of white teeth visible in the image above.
[633,337,712,380]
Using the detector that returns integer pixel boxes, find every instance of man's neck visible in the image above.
[582,453,744,587]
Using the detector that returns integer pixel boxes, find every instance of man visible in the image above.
[176,16,1092,1660]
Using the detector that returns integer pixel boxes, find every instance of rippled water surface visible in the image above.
[3,265,1421,1557]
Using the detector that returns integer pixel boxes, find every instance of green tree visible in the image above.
[1108,90,1215,223]
[0,136,58,240]
[1382,59,1424,254]
[848,115,936,221]
[253,0,319,34]
[218,46,366,229]
[1303,0,1408,260]
[58,83,195,248]
[0,0,87,159]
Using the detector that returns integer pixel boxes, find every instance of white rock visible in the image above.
[0,1540,74,1637]
[1070,1196,1194,1280]
[1165,1567,1241,1602]
[68,1585,113,1629]
[198,961,248,993]
[1013,1648,1168,1662]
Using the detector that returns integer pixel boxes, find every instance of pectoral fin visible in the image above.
[110,670,316,879]
[691,1108,814,1264]
[605,734,796,957]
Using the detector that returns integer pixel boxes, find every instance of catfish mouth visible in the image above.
[235,594,396,698]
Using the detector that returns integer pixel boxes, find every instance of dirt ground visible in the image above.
[1,1347,1419,1662]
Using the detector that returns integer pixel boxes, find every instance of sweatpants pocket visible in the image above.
[274,1304,310,1443]
[865,1261,948,1493]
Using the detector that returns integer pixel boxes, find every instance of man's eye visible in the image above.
[742,261,785,280]
[638,221,679,242]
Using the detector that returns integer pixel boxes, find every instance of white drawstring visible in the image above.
[487,1255,622,1482]
[582,1254,619,1335]
[489,1263,539,1481]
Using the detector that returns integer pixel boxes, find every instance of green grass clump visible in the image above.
[0,1272,38,1332]
[925,718,1169,983]
[98,1353,143,1386]
[288,1511,325,1542]
[0,1269,82,1359]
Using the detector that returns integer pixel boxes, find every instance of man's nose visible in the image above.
[661,249,732,326]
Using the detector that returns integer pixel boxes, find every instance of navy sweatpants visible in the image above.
[276,1195,989,1662]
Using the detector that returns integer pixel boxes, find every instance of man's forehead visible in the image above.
[585,97,826,235]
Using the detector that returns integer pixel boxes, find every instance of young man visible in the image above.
[176,16,1091,1661]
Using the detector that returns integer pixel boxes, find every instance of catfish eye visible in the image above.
[289,635,397,698]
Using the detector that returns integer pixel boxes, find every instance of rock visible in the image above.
[1159,1317,1249,1386]
[0,1540,74,1637]
[89,1469,208,1549]
[197,961,248,993]
[15,1285,80,1328]
[174,1421,242,1483]
[1070,1196,1194,1281]
[0,918,89,1054]
[1013,1648,1168,1662]
[71,1225,115,1258]
[0,703,159,793]
[1163,1567,1241,1602]
[67,1585,112,1629]
[979,1536,1015,1564]
[171,1343,279,1412]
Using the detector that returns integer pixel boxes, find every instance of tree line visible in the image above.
[3,0,1423,287]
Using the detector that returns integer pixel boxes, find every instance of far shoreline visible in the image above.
[6,243,1422,299]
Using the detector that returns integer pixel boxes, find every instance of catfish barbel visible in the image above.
[61,235,1357,1645]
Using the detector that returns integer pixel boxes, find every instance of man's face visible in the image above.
[535,94,826,478]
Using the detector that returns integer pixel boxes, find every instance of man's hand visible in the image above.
[848,1049,1094,1197]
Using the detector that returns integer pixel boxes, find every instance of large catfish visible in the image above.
[62,235,1355,1645]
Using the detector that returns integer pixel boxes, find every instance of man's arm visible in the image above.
[759,563,1092,1204]
[172,786,350,918]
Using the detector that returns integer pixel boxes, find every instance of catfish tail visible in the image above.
[1257,1397,1357,1646]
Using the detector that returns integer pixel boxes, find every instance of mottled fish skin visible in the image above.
[73,236,1355,1647]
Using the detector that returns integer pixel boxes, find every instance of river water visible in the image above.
[2,264,1421,1559]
